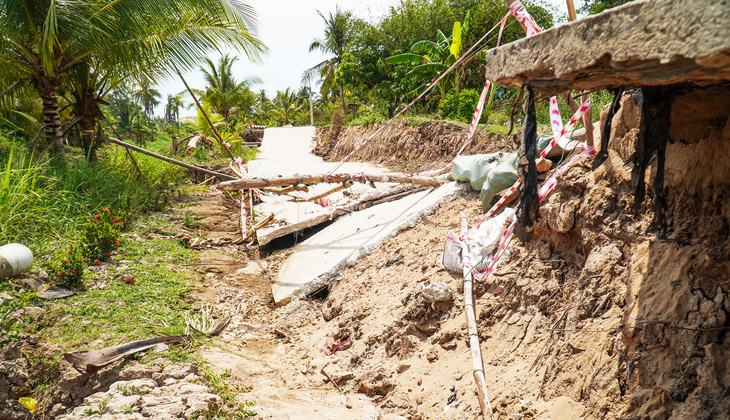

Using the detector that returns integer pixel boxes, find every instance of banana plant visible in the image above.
[385,13,471,101]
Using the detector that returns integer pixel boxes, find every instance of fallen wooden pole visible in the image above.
[261,184,309,194]
[296,180,353,202]
[235,213,275,244]
[107,137,236,181]
[460,212,494,420]
[219,173,444,191]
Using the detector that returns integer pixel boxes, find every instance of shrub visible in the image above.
[439,89,481,123]
[81,207,127,262]
[46,246,86,289]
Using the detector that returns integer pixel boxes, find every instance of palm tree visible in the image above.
[165,93,185,125]
[134,81,161,121]
[303,7,352,117]
[200,54,261,122]
[0,0,266,161]
[267,88,304,126]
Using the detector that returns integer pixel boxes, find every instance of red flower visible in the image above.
[69,270,74,274]
[94,259,100,264]
[59,272,64,277]
[115,240,120,246]
[104,208,110,212]
[112,219,118,223]
[117,230,121,234]
[67,249,72,253]
[106,253,111,256]
[63,259,69,263]
[94,214,100,219]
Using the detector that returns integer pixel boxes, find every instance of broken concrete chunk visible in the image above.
[415,282,453,303]
[361,404,383,420]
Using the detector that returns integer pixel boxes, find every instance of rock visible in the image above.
[177,383,209,395]
[104,395,141,414]
[109,378,157,395]
[584,244,622,274]
[345,395,354,409]
[537,242,552,260]
[120,364,161,381]
[152,343,168,353]
[361,404,382,420]
[0,292,14,306]
[141,402,185,418]
[0,399,33,420]
[235,260,268,276]
[183,392,221,416]
[152,364,196,383]
[415,282,453,303]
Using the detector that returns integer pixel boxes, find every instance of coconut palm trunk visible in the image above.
[35,77,65,161]
[339,84,346,117]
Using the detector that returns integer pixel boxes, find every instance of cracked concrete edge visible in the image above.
[483,0,730,94]
[275,183,470,306]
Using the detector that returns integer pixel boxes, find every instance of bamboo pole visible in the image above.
[566,0,577,21]
[219,173,444,191]
[460,212,494,420]
[234,213,275,244]
[170,61,236,161]
[296,180,353,202]
[261,184,309,194]
[107,137,236,181]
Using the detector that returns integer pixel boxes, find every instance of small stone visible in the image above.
[120,365,162,381]
[153,343,169,353]
[361,404,382,420]
[178,383,209,394]
[537,242,551,260]
[415,282,453,303]
[345,395,354,409]
[105,395,141,414]
[141,403,185,418]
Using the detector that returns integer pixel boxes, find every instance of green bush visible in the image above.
[81,206,128,262]
[349,107,386,126]
[46,246,86,289]
[439,89,481,123]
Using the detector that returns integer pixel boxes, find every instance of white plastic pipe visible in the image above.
[0,243,33,279]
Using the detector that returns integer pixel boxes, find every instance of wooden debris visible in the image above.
[261,184,309,194]
[460,212,494,420]
[219,173,444,191]
[296,180,354,202]
[64,336,187,375]
[234,213,275,245]
[107,137,236,181]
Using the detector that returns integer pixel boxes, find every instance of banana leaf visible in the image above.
[384,53,425,65]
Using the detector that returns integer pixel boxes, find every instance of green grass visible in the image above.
[40,237,197,349]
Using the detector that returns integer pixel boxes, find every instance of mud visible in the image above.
[313,120,519,174]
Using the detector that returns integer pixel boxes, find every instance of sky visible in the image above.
[157,0,578,117]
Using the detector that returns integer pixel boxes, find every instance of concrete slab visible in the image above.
[247,127,400,245]
[272,182,467,306]
[482,0,730,94]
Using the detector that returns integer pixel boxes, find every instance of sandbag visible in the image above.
[452,152,519,210]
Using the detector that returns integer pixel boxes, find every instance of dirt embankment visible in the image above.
[304,87,730,419]
[313,120,519,173]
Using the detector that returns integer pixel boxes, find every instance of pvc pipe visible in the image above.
[0,243,33,279]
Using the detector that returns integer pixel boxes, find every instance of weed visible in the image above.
[118,384,149,396]
[83,396,110,415]
[122,404,139,414]
[181,211,200,229]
